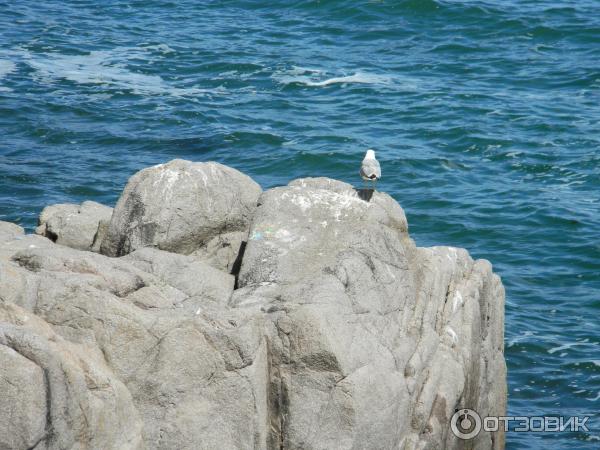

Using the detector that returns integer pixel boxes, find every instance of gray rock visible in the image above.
[100,159,261,257]
[124,247,235,307]
[190,230,247,273]
[0,342,46,450]
[36,200,113,252]
[0,301,144,450]
[0,167,506,450]
[233,178,506,449]
[91,218,110,253]
[0,221,24,243]
[3,237,259,449]
[12,245,151,298]
[0,232,56,310]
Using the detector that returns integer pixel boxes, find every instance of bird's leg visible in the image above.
[374,179,377,191]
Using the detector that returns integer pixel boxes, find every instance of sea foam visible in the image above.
[0,60,15,79]
[21,47,216,98]
[274,67,393,88]
[0,60,15,91]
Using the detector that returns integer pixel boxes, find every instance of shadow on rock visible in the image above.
[355,188,375,202]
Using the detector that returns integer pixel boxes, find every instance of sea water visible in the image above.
[0,1,599,447]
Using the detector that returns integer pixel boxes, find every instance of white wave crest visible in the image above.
[276,71,392,87]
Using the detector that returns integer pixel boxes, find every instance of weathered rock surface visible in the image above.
[123,247,235,308]
[0,300,144,450]
[35,200,113,252]
[0,221,24,242]
[234,178,506,449]
[100,159,262,258]
[190,230,247,273]
[0,161,506,450]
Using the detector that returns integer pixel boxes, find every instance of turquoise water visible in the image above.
[1,1,599,447]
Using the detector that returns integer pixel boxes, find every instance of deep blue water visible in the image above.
[1,1,599,447]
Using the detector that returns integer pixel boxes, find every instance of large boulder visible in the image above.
[233,178,506,450]
[100,159,262,259]
[35,200,113,252]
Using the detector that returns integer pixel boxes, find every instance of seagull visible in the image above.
[360,149,381,190]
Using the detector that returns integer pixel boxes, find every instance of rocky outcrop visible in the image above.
[35,200,113,252]
[0,160,506,450]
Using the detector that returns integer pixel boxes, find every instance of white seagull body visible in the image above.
[360,149,381,189]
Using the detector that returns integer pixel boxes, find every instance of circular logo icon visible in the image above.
[451,408,482,440]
